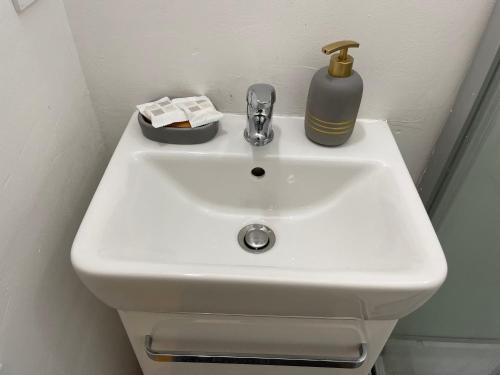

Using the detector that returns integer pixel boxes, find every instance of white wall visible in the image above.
[62,0,494,180]
[0,0,140,374]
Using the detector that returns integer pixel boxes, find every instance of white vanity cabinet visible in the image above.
[120,311,396,375]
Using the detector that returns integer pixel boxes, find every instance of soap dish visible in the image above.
[137,113,219,144]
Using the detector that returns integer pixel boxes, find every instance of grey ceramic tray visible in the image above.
[138,113,219,144]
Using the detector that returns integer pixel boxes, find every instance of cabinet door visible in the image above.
[120,311,396,375]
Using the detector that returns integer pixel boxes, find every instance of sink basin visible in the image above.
[72,114,446,320]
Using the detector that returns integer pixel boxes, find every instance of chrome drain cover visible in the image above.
[238,224,276,253]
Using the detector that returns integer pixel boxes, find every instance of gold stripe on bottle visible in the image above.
[306,110,354,126]
[307,121,351,135]
[306,115,353,130]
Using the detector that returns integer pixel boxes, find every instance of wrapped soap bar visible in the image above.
[136,97,187,128]
[172,96,223,127]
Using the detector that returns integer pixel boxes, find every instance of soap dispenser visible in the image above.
[305,40,363,146]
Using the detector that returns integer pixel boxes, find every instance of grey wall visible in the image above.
[0,0,140,373]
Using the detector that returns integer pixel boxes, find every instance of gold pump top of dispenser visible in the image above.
[322,40,359,78]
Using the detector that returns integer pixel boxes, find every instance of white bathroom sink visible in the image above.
[72,113,446,320]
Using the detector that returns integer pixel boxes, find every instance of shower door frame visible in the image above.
[419,1,500,219]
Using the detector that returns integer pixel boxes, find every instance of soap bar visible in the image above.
[167,121,191,128]
[136,97,187,128]
[172,96,223,127]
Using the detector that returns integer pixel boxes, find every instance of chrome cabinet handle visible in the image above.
[145,335,367,369]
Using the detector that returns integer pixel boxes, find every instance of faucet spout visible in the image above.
[245,84,276,146]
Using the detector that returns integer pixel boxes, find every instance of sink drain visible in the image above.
[238,224,276,253]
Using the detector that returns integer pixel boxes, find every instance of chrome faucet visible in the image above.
[244,83,276,146]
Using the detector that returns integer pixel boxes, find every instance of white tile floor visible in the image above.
[382,338,500,375]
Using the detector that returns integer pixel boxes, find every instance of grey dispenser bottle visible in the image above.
[305,40,363,146]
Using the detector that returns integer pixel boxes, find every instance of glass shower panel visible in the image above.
[384,62,500,374]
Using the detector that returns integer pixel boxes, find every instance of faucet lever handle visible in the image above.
[247,83,276,109]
